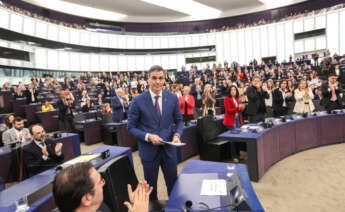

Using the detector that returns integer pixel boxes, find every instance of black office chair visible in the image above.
[98,155,166,212]
[196,115,231,161]
[101,113,118,145]
[73,113,86,134]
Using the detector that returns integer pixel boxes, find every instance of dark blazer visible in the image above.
[320,82,343,110]
[111,96,124,122]
[23,139,64,177]
[246,86,269,115]
[25,89,39,104]
[190,84,203,105]
[127,90,184,162]
[272,88,294,117]
[56,98,74,121]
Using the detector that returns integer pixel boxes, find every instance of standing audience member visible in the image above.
[26,83,38,104]
[264,80,274,117]
[2,117,31,146]
[321,73,343,111]
[223,86,245,163]
[202,84,216,116]
[294,80,315,114]
[23,124,64,177]
[246,76,269,123]
[178,86,195,125]
[111,88,127,122]
[57,91,74,132]
[272,80,294,117]
[102,103,112,114]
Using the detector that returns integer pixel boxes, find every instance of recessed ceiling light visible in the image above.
[141,0,221,18]
[24,0,127,21]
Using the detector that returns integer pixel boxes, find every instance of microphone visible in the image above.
[184,200,193,212]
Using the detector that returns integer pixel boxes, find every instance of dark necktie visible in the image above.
[154,96,161,120]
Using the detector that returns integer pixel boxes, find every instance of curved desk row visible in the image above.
[219,113,345,182]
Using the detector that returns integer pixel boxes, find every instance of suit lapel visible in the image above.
[145,91,159,122]
[161,90,168,121]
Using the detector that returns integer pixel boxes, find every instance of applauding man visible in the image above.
[24,124,64,177]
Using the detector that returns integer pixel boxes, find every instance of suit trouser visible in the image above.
[249,113,265,123]
[141,147,178,200]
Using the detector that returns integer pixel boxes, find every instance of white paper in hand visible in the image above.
[200,179,227,196]
[161,140,186,146]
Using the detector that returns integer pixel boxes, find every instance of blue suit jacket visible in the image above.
[111,96,124,122]
[127,90,184,161]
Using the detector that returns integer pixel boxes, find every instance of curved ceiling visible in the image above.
[22,0,309,23]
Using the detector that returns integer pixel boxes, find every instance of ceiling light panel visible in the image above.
[140,0,222,18]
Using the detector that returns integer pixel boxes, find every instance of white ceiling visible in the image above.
[22,0,309,23]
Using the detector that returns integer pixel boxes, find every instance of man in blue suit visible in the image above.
[111,88,127,122]
[127,65,184,200]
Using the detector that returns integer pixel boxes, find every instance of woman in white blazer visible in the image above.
[294,79,315,114]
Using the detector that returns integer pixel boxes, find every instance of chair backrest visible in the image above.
[102,113,113,123]
[98,154,138,212]
[73,113,86,122]
[196,115,219,142]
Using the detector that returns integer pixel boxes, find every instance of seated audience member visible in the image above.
[53,162,152,212]
[102,103,112,114]
[2,117,31,146]
[1,82,11,91]
[272,80,294,117]
[0,114,14,132]
[111,88,127,122]
[202,84,216,116]
[179,86,195,125]
[321,73,343,111]
[294,80,315,114]
[23,124,64,177]
[96,94,103,105]
[26,83,39,104]
[223,85,245,163]
[131,88,139,98]
[42,100,54,112]
[246,76,269,123]
[81,98,94,112]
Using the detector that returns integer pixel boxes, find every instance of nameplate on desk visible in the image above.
[200,179,227,196]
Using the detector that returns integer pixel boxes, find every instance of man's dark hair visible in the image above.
[53,162,95,212]
[3,114,14,128]
[13,116,23,123]
[29,123,44,135]
[148,65,165,77]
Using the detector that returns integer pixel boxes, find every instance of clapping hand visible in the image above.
[124,181,153,212]
[42,145,49,157]
[55,143,63,154]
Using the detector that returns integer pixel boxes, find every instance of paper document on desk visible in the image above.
[63,154,100,165]
[200,179,227,196]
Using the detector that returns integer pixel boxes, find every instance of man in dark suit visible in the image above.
[190,78,204,111]
[127,65,184,200]
[25,83,38,104]
[110,88,127,122]
[56,91,74,132]
[23,124,64,177]
[247,76,269,123]
[321,73,343,111]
